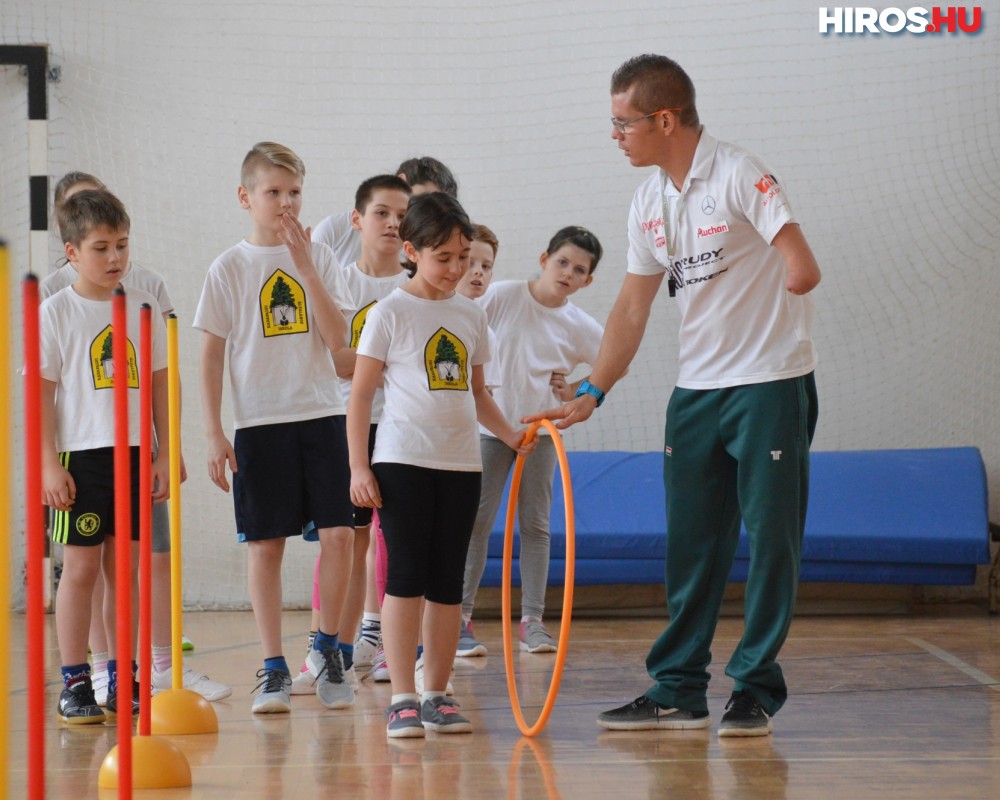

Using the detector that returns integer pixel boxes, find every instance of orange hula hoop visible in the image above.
[501,419,575,737]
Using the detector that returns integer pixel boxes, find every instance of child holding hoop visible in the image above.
[348,193,534,738]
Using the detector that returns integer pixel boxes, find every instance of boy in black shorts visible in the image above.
[195,142,356,714]
[41,189,170,723]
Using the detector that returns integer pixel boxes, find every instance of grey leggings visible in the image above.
[461,434,558,618]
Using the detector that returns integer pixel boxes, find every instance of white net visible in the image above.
[2,1,998,608]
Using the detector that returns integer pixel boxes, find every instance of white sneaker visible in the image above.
[371,644,390,682]
[290,662,317,695]
[92,670,109,707]
[152,664,233,702]
[353,627,381,669]
[414,655,454,696]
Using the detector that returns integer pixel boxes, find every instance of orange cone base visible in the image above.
[98,734,192,788]
[150,688,219,735]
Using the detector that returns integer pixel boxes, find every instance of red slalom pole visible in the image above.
[138,304,152,736]
[22,275,44,800]
[112,288,133,798]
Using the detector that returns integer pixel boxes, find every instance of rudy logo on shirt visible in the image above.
[259,269,309,337]
[424,328,469,391]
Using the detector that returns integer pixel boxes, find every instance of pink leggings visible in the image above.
[373,509,388,606]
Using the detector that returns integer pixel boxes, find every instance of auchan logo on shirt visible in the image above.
[697,222,729,239]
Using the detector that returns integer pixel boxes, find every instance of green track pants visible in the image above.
[644,372,818,716]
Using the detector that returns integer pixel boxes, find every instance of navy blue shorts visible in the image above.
[51,447,142,547]
[233,416,353,542]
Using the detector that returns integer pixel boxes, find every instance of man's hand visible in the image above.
[522,394,598,431]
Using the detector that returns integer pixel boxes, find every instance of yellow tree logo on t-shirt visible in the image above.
[424,328,469,391]
[259,269,309,337]
[350,301,376,348]
[90,325,138,390]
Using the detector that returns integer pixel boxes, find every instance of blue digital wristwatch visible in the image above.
[575,379,606,407]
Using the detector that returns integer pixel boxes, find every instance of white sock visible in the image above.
[422,691,446,704]
[391,693,419,705]
[152,645,172,673]
[91,651,109,677]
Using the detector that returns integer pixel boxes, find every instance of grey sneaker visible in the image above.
[718,690,772,737]
[420,695,472,734]
[251,668,292,714]
[597,695,710,731]
[457,620,487,657]
[386,699,425,738]
[519,620,557,653]
[307,644,355,709]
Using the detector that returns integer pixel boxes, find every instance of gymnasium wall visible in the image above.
[2,1,997,608]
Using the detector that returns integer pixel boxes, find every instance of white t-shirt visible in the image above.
[627,129,816,390]
[41,262,175,315]
[40,286,168,452]
[339,261,410,422]
[357,288,490,471]
[193,240,354,428]
[312,210,361,268]
[480,280,603,436]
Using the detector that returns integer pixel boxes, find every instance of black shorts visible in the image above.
[352,423,379,528]
[372,462,481,604]
[51,447,142,547]
[233,416,353,541]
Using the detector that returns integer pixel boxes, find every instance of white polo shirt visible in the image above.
[627,129,816,390]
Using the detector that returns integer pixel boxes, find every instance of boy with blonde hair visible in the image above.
[195,142,357,713]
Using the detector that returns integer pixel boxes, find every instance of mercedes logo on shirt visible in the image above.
[701,196,717,214]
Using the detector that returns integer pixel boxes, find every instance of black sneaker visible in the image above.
[718,690,772,737]
[106,675,140,719]
[597,695,710,731]
[57,680,106,725]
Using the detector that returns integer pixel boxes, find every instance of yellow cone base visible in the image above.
[151,688,219,735]
[98,734,192,788]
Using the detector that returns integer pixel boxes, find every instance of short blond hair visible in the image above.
[241,142,305,189]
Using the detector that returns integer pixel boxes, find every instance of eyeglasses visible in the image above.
[610,108,683,136]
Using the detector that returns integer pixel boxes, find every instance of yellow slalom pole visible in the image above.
[148,314,217,736]
[0,241,10,800]
[168,315,183,687]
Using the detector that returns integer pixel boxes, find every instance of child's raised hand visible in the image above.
[549,372,573,401]
[207,432,238,493]
[279,213,315,274]
[42,461,76,511]
[350,467,382,509]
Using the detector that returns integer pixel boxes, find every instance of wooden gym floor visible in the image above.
[6,606,1000,798]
